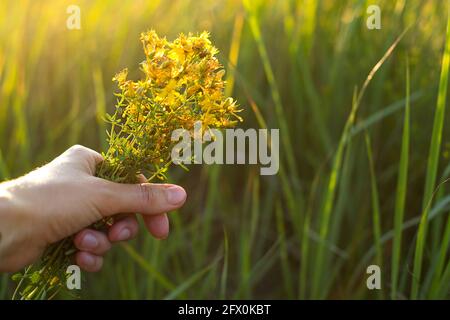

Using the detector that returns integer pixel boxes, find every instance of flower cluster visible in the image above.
[101,30,241,182]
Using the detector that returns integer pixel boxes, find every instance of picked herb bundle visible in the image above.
[12,30,241,300]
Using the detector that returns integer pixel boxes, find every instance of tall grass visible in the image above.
[365,132,383,299]
[412,1,450,299]
[0,0,449,300]
[391,59,410,299]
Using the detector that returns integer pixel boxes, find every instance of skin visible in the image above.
[0,145,187,273]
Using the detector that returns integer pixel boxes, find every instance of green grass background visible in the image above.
[0,0,449,299]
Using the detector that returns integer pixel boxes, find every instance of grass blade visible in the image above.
[219,229,229,300]
[428,215,450,298]
[311,88,358,298]
[411,3,450,299]
[119,243,176,292]
[364,133,383,298]
[164,260,219,300]
[275,202,294,298]
[391,58,410,299]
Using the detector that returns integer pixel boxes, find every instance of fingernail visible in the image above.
[81,233,98,249]
[166,186,186,205]
[117,228,131,241]
[83,254,95,267]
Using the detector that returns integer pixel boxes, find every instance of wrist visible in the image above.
[0,181,27,272]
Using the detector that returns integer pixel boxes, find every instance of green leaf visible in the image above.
[11,273,23,282]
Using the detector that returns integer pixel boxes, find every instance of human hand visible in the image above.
[0,145,187,273]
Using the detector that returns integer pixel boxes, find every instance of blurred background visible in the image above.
[0,0,449,299]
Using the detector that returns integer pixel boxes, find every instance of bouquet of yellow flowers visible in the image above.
[12,30,241,300]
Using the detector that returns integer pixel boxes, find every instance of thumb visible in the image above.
[96,181,187,217]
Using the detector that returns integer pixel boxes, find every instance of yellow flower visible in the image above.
[107,30,241,178]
